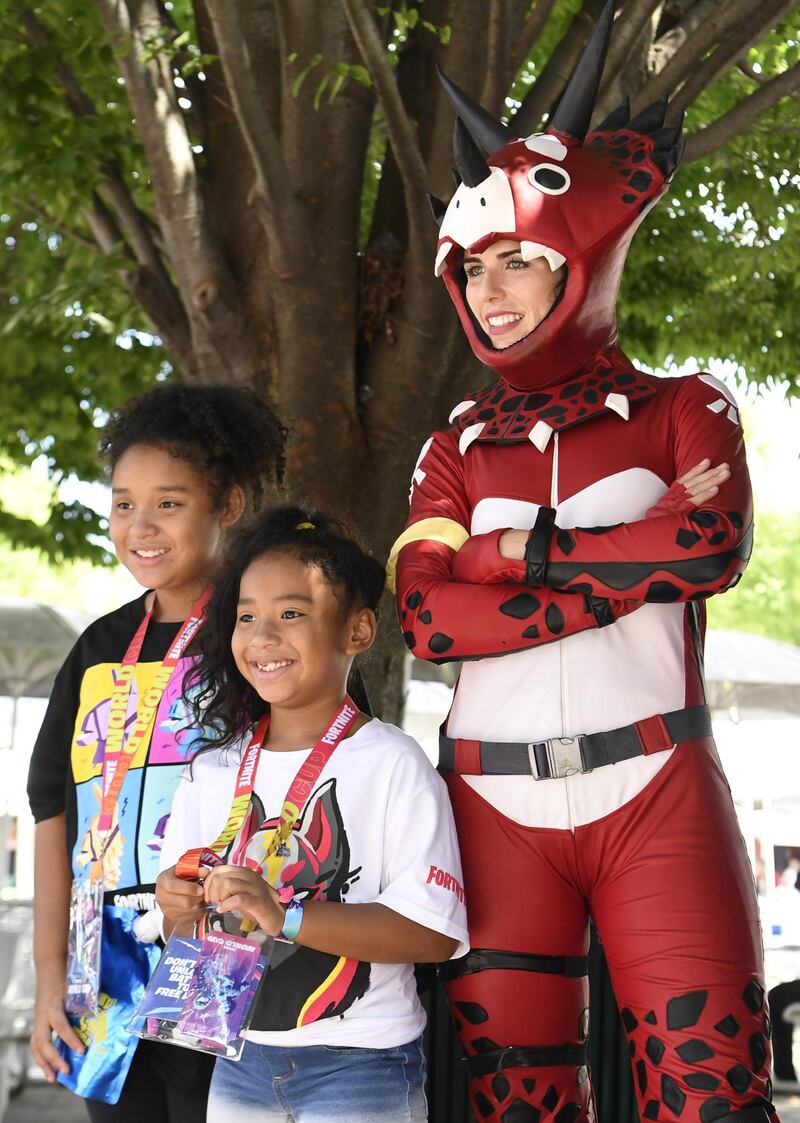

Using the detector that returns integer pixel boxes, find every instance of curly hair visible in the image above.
[98,383,286,511]
[187,505,386,756]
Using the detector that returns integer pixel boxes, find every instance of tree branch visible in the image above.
[598,0,662,102]
[511,4,594,134]
[341,0,429,267]
[511,0,560,76]
[203,0,310,270]
[671,0,798,112]
[19,8,97,118]
[634,0,763,111]
[686,59,800,161]
[480,0,511,113]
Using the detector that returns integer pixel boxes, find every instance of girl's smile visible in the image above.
[110,444,242,620]
[231,550,375,750]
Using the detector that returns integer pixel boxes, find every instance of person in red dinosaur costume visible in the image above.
[389,3,775,1121]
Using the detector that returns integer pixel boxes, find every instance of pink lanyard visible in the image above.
[98,589,211,833]
[176,695,360,881]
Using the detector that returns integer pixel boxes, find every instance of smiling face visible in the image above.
[464,239,566,350]
[232,551,375,731]
[110,444,242,619]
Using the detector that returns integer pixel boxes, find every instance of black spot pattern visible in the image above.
[405,591,422,609]
[542,1085,559,1111]
[685,1073,720,1091]
[676,1039,714,1063]
[502,1103,541,1123]
[676,529,702,549]
[457,1001,489,1025]
[748,1032,767,1071]
[726,1064,751,1093]
[403,631,416,649]
[621,1008,639,1033]
[419,610,432,624]
[522,1078,536,1094]
[545,605,565,635]
[661,1073,687,1116]
[554,1106,581,1123]
[708,531,727,546]
[699,1098,732,1122]
[644,1011,658,1025]
[492,1073,511,1101]
[727,511,744,529]
[500,593,542,619]
[475,1091,494,1118]
[667,991,708,1030]
[715,1015,740,1038]
[523,625,540,639]
[646,580,682,603]
[646,1036,666,1065]
[629,170,653,191]
[429,632,454,654]
[689,511,719,528]
[622,193,637,203]
[742,980,765,1014]
[472,1037,502,1053]
[643,1101,660,1120]
[636,1059,648,1093]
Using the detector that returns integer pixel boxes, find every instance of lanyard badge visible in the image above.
[64,590,211,1019]
[131,696,360,1058]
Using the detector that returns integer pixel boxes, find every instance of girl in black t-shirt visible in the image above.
[28,384,284,1122]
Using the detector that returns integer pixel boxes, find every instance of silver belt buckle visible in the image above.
[546,736,587,779]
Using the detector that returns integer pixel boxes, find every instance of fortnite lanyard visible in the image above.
[176,695,360,883]
[96,589,211,841]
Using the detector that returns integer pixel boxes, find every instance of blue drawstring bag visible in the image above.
[57,906,161,1104]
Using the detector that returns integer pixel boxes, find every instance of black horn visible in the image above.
[437,65,514,155]
[549,0,617,141]
[427,193,447,227]
[453,118,492,188]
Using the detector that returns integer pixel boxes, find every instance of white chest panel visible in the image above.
[451,466,685,828]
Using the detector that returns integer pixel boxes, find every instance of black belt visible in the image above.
[439,704,711,780]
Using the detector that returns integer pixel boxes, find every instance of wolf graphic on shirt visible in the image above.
[211,778,370,1031]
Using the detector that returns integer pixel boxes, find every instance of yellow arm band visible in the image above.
[385,517,470,593]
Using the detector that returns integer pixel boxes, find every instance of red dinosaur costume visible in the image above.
[389,4,774,1121]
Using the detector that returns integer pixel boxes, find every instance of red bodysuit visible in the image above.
[391,6,777,1121]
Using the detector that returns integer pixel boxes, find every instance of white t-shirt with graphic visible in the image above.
[159,718,469,1048]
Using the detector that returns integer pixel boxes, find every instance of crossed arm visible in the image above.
[391,377,753,663]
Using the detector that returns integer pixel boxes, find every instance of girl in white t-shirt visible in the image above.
[156,506,468,1123]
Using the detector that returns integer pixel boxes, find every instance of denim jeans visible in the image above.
[207,1036,428,1122]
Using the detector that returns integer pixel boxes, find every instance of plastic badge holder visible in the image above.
[65,876,104,1017]
[129,916,272,1060]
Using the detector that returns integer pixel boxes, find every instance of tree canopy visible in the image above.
[1,0,798,709]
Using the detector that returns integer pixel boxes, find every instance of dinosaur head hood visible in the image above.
[430,0,685,391]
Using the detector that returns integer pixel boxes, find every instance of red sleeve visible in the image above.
[392,430,637,662]
[536,374,753,603]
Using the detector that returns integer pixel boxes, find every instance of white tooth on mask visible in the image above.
[605,392,630,420]
[520,241,566,272]
[459,423,485,456]
[434,242,452,277]
[529,420,554,452]
[449,400,477,424]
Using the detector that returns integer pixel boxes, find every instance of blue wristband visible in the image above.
[280,898,304,942]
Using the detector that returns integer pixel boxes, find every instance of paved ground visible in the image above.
[4,1081,800,1122]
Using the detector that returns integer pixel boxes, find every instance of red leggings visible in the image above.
[443,740,777,1123]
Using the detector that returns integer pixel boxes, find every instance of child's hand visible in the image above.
[203,864,285,937]
[156,864,206,937]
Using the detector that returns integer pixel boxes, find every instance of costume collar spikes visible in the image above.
[548,0,618,140]
[450,358,657,455]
